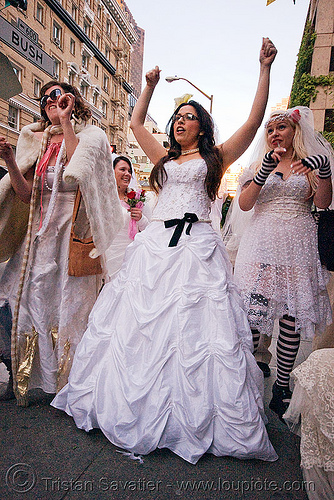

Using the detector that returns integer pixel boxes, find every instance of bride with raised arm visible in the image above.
[52,38,278,464]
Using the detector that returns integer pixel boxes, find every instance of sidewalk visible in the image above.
[0,325,312,500]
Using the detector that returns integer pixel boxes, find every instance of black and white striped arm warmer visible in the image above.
[301,155,331,179]
[253,151,277,186]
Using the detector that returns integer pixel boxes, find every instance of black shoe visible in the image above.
[257,362,271,378]
[269,381,292,420]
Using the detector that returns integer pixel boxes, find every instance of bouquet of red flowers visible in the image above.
[126,189,146,208]
[125,190,146,240]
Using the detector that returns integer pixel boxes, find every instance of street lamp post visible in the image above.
[165,76,213,114]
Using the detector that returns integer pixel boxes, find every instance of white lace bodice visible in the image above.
[152,159,212,221]
[255,173,313,219]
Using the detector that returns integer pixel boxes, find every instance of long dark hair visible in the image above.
[113,155,133,175]
[38,81,92,124]
[149,101,223,200]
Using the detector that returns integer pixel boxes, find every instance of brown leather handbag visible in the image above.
[68,188,102,277]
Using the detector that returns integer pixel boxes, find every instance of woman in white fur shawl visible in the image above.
[0,81,122,405]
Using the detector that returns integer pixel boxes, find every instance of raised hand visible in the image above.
[271,145,286,164]
[57,92,75,124]
[260,37,277,67]
[0,137,15,166]
[146,66,161,89]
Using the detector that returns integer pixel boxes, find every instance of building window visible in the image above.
[103,74,109,93]
[53,59,60,80]
[70,38,75,55]
[105,46,110,61]
[112,84,117,99]
[106,20,111,37]
[94,64,99,78]
[80,84,88,98]
[95,33,100,50]
[330,46,334,72]
[92,93,98,106]
[111,108,115,123]
[97,5,101,19]
[36,3,43,23]
[92,118,97,126]
[82,54,88,69]
[102,100,107,117]
[69,72,75,86]
[119,114,124,129]
[34,78,42,97]
[83,21,90,37]
[324,109,334,132]
[53,22,62,47]
[11,64,22,82]
[71,4,78,22]
[8,105,19,129]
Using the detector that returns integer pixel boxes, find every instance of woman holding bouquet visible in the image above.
[53,38,278,464]
[104,156,150,282]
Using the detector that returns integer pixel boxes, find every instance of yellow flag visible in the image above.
[266,0,276,5]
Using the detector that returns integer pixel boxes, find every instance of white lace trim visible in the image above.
[289,349,334,471]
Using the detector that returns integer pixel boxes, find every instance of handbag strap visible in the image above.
[71,188,82,236]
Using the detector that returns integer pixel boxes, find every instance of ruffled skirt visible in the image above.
[52,221,277,464]
[234,211,331,338]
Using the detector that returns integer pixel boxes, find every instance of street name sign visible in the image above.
[0,15,54,76]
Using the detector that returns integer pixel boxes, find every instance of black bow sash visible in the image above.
[164,213,199,247]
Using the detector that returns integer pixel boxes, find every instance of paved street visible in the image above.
[0,331,312,500]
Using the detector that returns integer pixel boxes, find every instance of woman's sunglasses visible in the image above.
[40,89,62,110]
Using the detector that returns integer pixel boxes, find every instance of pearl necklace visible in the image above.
[44,164,65,191]
[180,148,199,156]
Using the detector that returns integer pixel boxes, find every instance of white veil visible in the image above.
[222,105,334,263]
[221,167,255,266]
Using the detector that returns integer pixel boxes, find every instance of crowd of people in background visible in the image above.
[0,34,333,500]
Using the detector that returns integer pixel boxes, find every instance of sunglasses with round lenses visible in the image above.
[40,88,62,109]
[173,112,199,122]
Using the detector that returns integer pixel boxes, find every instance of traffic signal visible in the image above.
[110,145,117,153]
[5,0,27,10]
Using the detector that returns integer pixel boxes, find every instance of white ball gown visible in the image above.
[52,159,278,465]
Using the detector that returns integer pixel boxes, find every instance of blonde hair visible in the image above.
[254,110,318,196]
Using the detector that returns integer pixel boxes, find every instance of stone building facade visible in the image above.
[306,0,334,131]
[0,0,138,162]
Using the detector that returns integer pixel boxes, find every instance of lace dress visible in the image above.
[284,349,334,499]
[0,165,102,393]
[52,159,278,465]
[234,173,331,339]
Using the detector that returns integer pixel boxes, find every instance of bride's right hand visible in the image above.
[146,66,161,88]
